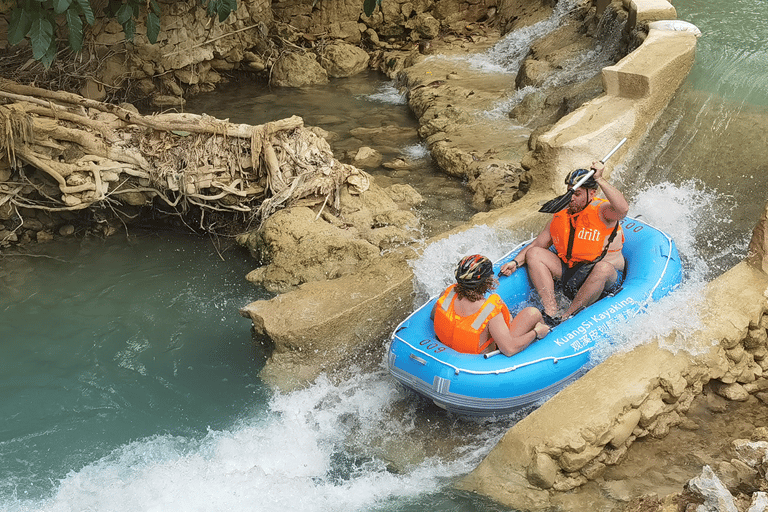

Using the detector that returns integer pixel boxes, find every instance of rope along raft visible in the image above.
[0,78,369,232]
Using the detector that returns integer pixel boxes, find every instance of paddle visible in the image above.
[538,137,628,214]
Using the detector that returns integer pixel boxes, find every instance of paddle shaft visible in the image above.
[568,138,628,192]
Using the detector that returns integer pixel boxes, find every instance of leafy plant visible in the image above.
[362,0,381,17]
[6,0,239,69]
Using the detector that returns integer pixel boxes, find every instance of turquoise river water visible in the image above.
[1,0,767,510]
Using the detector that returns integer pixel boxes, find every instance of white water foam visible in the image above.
[589,179,741,361]
[399,142,430,161]
[363,81,407,105]
[5,366,511,512]
[408,225,520,303]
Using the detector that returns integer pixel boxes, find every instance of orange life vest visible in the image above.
[433,284,511,354]
[550,198,623,268]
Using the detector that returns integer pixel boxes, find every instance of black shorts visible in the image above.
[559,258,625,300]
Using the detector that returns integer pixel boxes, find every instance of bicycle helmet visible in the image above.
[455,255,493,289]
[564,168,598,190]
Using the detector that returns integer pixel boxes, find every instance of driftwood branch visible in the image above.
[0,78,369,232]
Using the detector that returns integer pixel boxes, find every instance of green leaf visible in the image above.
[146,12,160,44]
[123,17,135,41]
[116,3,132,24]
[52,0,71,14]
[217,0,232,22]
[40,36,57,69]
[363,0,380,17]
[8,8,33,46]
[221,0,237,20]
[149,0,161,15]
[205,0,219,18]
[75,0,95,25]
[29,17,54,60]
[66,7,84,51]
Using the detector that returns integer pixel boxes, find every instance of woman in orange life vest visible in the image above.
[499,161,628,326]
[432,255,550,356]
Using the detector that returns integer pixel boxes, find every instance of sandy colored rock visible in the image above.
[271,52,329,87]
[747,202,768,274]
[239,252,415,391]
[318,41,370,78]
[458,263,768,510]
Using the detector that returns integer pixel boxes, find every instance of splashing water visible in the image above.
[589,180,743,361]
[467,0,578,74]
[9,368,514,512]
[408,225,519,303]
[363,82,408,106]
[399,142,430,161]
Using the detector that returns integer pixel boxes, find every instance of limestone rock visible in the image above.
[527,452,558,489]
[240,252,415,391]
[243,206,380,293]
[271,52,329,87]
[351,146,383,168]
[732,440,768,469]
[384,184,424,207]
[747,201,768,274]
[712,381,750,402]
[685,465,738,512]
[608,408,642,448]
[409,13,440,39]
[318,41,370,78]
[747,492,768,512]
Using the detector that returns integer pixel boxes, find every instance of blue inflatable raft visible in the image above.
[387,217,684,416]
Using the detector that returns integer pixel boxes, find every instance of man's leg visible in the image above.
[562,261,617,318]
[524,246,563,317]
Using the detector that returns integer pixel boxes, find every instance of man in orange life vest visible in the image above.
[499,161,628,326]
[432,255,550,356]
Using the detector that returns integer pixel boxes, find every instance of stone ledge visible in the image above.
[602,28,697,100]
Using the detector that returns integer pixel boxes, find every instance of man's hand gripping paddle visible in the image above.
[538,138,628,214]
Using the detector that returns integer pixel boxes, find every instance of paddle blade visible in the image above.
[538,190,573,213]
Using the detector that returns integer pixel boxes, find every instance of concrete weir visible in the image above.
[239,0,768,508]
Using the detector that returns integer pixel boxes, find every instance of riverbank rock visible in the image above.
[318,41,371,78]
[240,251,416,391]
[748,202,768,274]
[271,52,330,87]
[238,179,422,293]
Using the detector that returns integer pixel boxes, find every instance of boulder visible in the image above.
[243,206,380,293]
[271,52,329,87]
[318,41,370,78]
[240,179,420,293]
[409,13,441,39]
[351,146,383,168]
[685,465,738,512]
[240,252,416,391]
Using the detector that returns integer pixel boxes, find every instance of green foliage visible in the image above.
[6,0,239,69]
[363,0,381,17]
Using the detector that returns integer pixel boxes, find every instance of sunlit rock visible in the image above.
[318,41,370,78]
[271,52,329,87]
[747,202,768,274]
[685,465,738,512]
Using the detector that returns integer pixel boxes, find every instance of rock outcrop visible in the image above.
[238,181,422,294]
